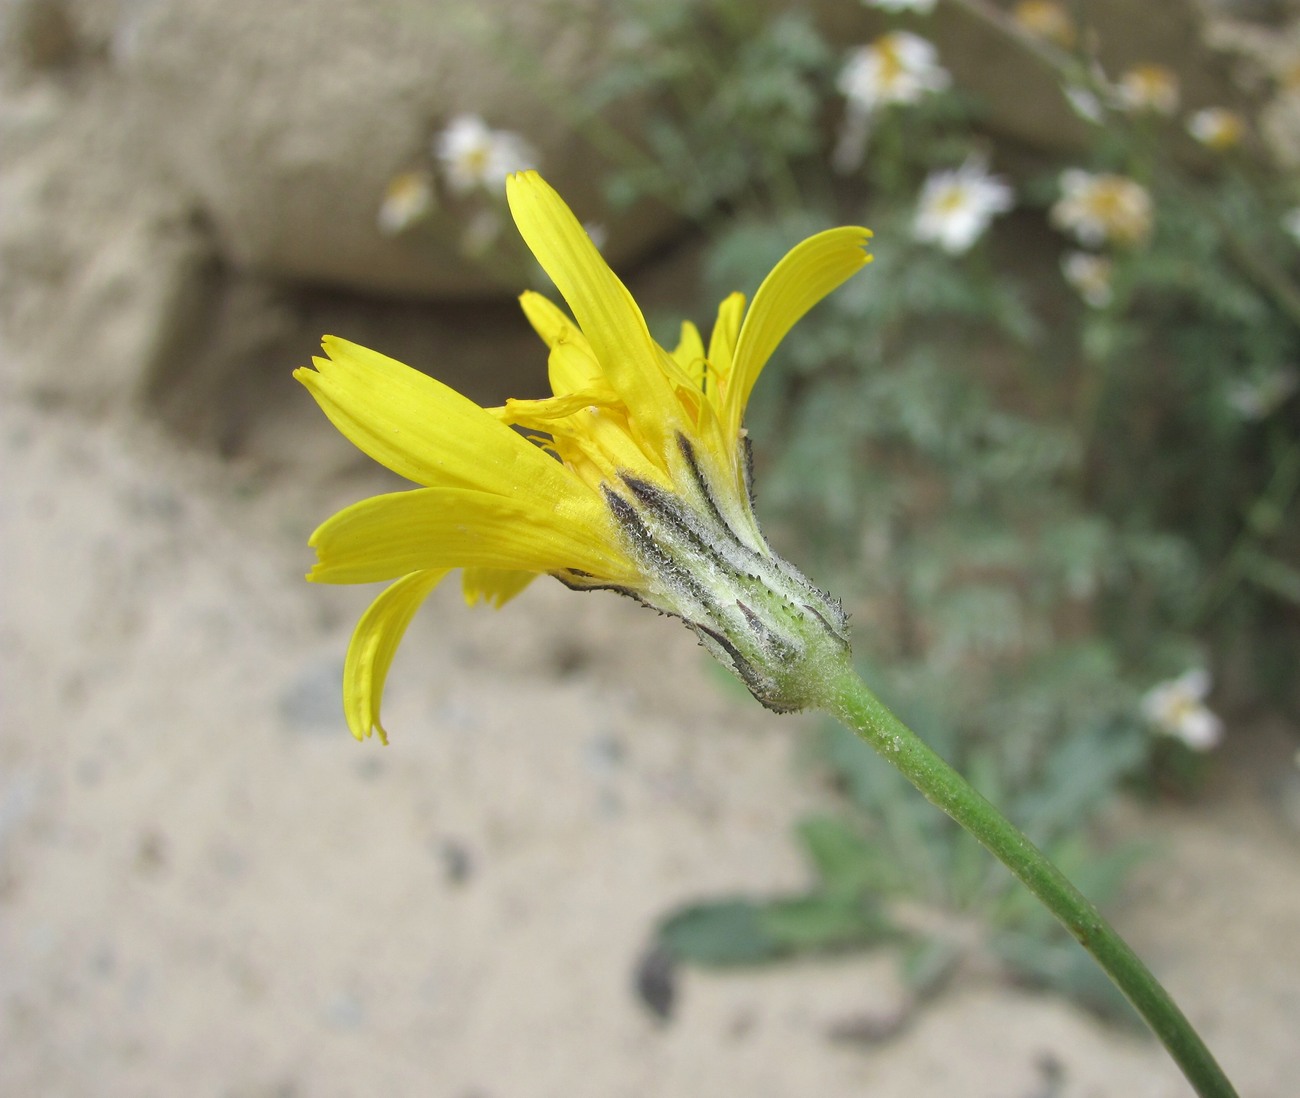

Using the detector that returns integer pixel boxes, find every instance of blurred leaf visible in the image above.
[901,937,963,1001]
[795,815,881,900]
[760,894,893,952]
[1014,729,1146,844]
[657,899,784,966]
[993,928,1143,1027]
[657,892,893,967]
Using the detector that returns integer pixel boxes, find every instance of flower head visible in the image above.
[1012,1,1076,49]
[377,170,436,236]
[434,114,538,195]
[863,0,937,13]
[838,32,951,114]
[1051,169,1153,248]
[1187,107,1245,151]
[912,159,1014,254]
[297,172,872,741]
[1141,670,1223,751]
[1117,63,1180,116]
[1061,250,1115,307]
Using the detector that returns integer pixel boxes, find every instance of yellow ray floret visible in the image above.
[297,170,871,741]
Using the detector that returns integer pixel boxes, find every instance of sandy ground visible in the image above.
[0,335,1296,1098]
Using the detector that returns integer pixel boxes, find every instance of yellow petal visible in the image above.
[506,171,681,442]
[707,292,746,380]
[547,331,605,397]
[295,336,579,503]
[343,569,448,743]
[670,320,705,371]
[518,291,587,352]
[308,486,638,586]
[517,292,603,396]
[462,567,537,608]
[489,388,620,432]
[724,228,872,442]
[667,320,709,398]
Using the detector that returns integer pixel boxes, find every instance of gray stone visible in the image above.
[96,0,678,298]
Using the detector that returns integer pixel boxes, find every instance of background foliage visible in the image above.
[484,0,1300,1019]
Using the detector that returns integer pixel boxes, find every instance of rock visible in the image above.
[820,0,1250,160]
[633,943,677,1021]
[2,0,1279,418]
[0,64,213,409]
[1,0,78,68]
[97,0,680,298]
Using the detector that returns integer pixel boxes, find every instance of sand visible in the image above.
[3,335,1299,1097]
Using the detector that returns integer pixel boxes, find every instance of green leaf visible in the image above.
[657,899,784,966]
[794,815,877,899]
[657,892,893,967]
[901,938,963,1001]
[760,894,892,952]
[992,928,1143,1027]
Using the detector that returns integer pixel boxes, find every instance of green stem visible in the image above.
[823,669,1237,1098]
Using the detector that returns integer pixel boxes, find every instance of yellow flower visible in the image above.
[297,171,873,742]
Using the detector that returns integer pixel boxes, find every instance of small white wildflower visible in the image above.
[1052,169,1153,248]
[1061,251,1114,308]
[1141,669,1223,751]
[1012,1,1076,49]
[435,114,538,196]
[864,0,938,13]
[1226,368,1299,420]
[838,32,951,114]
[1187,108,1245,151]
[1283,208,1300,245]
[1117,63,1180,116]
[913,159,1015,254]
[376,171,436,236]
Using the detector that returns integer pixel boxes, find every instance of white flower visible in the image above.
[1226,367,1299,420]
[1283,207,1300,245]
[1141,670,1223,751]
[434,114,538,196]
[864,0,938,12]
[1116,63,1180,116]
[1187,108,1245,151]
[1061,251,1114,307]
[1051,169,1153,248]
[838,32,951,113]
[913,160,1014,254]
[376,170,436,235]
[1012,1,1076,49]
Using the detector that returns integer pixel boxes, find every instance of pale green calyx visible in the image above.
[581,432,853,712]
